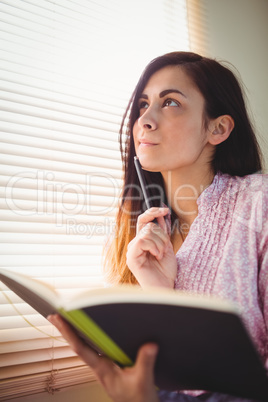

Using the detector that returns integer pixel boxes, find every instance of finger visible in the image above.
[135,224,168,259]
[137,207,170,233]
[135,343,158,384]
[47,314,103,369]
[47,315,121,389]
[137,237,163,260]
[143,223,171,256]
[128,222,170,261]
[156,214,168,233]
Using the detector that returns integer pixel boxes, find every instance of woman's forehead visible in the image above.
[140,65,203,101]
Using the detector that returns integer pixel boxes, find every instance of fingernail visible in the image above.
[148,344,159,355]
[47,314,55,324]
[47,314,57,324]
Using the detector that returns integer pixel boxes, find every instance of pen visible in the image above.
[134,156,152,209]
[134,156,158,224]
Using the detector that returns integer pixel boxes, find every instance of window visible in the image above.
[0,0,201,398]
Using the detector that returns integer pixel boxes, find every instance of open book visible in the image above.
[1,268,268,401]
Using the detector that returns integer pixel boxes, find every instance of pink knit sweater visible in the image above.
[174,172,268,369]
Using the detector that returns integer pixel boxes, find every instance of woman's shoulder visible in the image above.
[225,173,268,232]
[217,173,268,237]
[220,172,268,197]
[214,173,268,225]
[198,172,268,210]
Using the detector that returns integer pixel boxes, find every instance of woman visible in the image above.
[48,52,268,401]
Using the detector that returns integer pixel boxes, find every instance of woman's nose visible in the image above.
[138,108,157,131]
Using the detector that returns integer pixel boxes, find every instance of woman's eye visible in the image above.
[163,99,180,107]
[139,101,149,110]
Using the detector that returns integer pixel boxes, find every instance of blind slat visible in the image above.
[0,211,115,225]
[0,65,130,106]
[0,78,125,116]
[0,356,87,379]
[0,254,103,266]
[0,265,103,278]
[0,178,120,198]
[0,111,120,141]
[0,365,95,400]
[0,346,77,367]
[0,167,123,189]
[0,324,60,342]
[0,99,121,132]
[0,315,51,331]
[0,244,104,255]
[0,233,107,245]
[0,90,122,124]
[0,119,121,145]
[0,142,121,166]
[0,155,122,177]
[0,337,65,352]
[1,185,119,205]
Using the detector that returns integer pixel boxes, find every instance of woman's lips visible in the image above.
[139,140,158,147]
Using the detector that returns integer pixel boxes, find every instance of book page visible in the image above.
[0,269,60,317]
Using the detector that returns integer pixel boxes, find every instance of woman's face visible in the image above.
[133,65,214,175]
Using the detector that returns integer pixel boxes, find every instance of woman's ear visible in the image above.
[208,115,235,145]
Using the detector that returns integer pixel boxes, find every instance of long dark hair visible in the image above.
[105,51,263,284]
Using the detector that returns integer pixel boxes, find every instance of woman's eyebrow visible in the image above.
[159,89,186,98]
[139,93,148,99]
[139,89,186,100]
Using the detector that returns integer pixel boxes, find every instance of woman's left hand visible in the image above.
[47,314,160,402]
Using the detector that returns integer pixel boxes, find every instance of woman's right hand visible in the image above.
[126,207,177,289]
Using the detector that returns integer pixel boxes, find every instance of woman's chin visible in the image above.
[136,155,159,172]
[137,160,160,172]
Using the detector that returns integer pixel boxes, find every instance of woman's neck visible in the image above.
[162,167,214,228]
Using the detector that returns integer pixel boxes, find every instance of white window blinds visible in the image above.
[0,0,191,399]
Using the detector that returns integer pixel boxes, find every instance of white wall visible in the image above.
[203,0,268,171]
